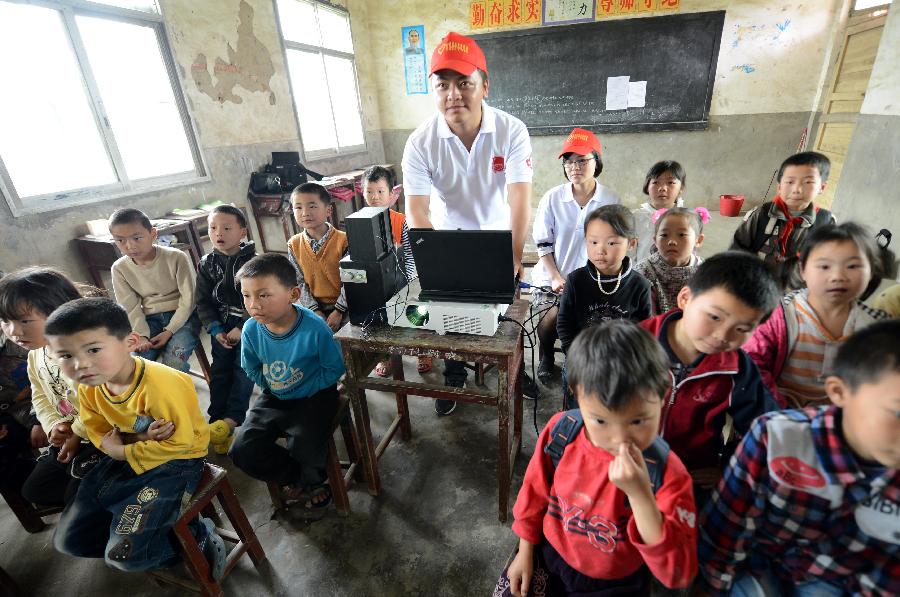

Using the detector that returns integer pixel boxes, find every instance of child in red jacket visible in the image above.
[639,252,780,504]
[496,321,697,596]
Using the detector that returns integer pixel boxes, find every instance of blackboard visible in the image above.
[471,11,725,135]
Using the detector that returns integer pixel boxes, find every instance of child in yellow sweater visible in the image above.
[45,297,224,578]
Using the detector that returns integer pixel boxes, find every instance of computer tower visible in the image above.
[340,252,407,326]
[345,206,393,262]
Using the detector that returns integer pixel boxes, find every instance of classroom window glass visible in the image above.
[853,0,891,9]
[277,0,366,155]
[0,0,204,216]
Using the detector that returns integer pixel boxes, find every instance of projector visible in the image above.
[385,279,508,336]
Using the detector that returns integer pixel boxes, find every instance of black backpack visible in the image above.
[544,409,670,496]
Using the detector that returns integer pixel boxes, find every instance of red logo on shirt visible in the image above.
[526,156,532,168]
[771,456,826,489]
[492,156,505,172]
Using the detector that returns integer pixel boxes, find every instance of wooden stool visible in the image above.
[0,485,63,533]
[187,342,213,384]
[148,462,266,597]
[267,394,363,517]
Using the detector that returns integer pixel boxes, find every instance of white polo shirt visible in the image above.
[401,102,533,231]
[531,181,621,288]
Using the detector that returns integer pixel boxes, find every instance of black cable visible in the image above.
[355,234,412,339]
[514,291,560,434]
[498,314,542,434]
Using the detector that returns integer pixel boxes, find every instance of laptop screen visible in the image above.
[408,229,515,303]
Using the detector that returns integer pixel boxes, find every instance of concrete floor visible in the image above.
[0,213,744,597]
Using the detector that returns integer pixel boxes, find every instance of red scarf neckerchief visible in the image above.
[773,196,815,257]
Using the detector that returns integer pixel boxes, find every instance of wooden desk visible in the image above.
[74,219,201,291]
[334,299,527,522]
[246,191,298,254]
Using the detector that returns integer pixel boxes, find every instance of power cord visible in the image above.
[499,285,560,435]
[356,235,412,340]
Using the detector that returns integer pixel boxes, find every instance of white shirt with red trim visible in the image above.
[531,181,621,288]
[511,412,698,588]
[401,102,533,231]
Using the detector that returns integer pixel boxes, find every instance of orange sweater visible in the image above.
[389,209,405,246]
[287,229,348,306]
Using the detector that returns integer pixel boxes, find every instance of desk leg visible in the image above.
[514,336,524,456]
[249,202,271,254]
[389,353,412,441]
[88,267,107,291]
[281,212,293,245]
[497,360,511,523]
[343,346,381,496]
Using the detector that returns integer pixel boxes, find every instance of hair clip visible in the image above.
[651,207,669,224]
[694,207,711,224]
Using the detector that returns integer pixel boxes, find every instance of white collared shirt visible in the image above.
[401,102,533,231]
[530,182,621,287]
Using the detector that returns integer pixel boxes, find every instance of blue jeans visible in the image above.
[54,456,206,572]
[137,311,201,373]
[208,315,254,425]
[731,565,845,597]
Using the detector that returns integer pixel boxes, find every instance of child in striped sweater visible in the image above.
[743,222,889,408]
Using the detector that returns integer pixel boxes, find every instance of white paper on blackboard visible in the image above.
[606,76,630,111]
[627,81,647,108]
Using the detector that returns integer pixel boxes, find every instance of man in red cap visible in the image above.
[402,31,534,415]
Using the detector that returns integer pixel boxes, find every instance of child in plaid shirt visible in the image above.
[698,319,900,597]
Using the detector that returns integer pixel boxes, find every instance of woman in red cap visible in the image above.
[531,128,621,382]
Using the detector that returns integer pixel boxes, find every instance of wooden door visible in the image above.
[812,10,886,208]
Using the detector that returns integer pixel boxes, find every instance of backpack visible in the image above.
[749,202,833,254]
[544,409,670,495]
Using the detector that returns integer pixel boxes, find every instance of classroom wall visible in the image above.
[373,0,845,210]
[831,3,900,259]
[0,0,385,282]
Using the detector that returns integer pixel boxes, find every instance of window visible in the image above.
[0,0,206,216]
[854,0,892,10]
[276,0,365,156]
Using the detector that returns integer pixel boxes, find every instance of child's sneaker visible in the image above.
[198,515,227,581]
[208,420,233,455]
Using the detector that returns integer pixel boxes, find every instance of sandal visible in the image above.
[417,356,433,373]
[199,515,227,581]
[281,483,308,502]
[305,483,332,510]
[375,360,392,378]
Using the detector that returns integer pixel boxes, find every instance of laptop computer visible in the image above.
[408,229,516,304]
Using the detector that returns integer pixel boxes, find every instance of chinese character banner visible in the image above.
[471,0,679,31]
[544,0,596,25]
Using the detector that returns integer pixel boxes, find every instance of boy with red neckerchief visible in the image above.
[730,151,835,291]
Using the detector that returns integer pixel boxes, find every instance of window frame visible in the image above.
[275,0,367,160]
[851,0,892,13]
[0,0,209,217]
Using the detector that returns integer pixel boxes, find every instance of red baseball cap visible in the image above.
[558,128,602,159]
[430,32,488,77]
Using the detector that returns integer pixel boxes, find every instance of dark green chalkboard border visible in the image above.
[471,11,726,135]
